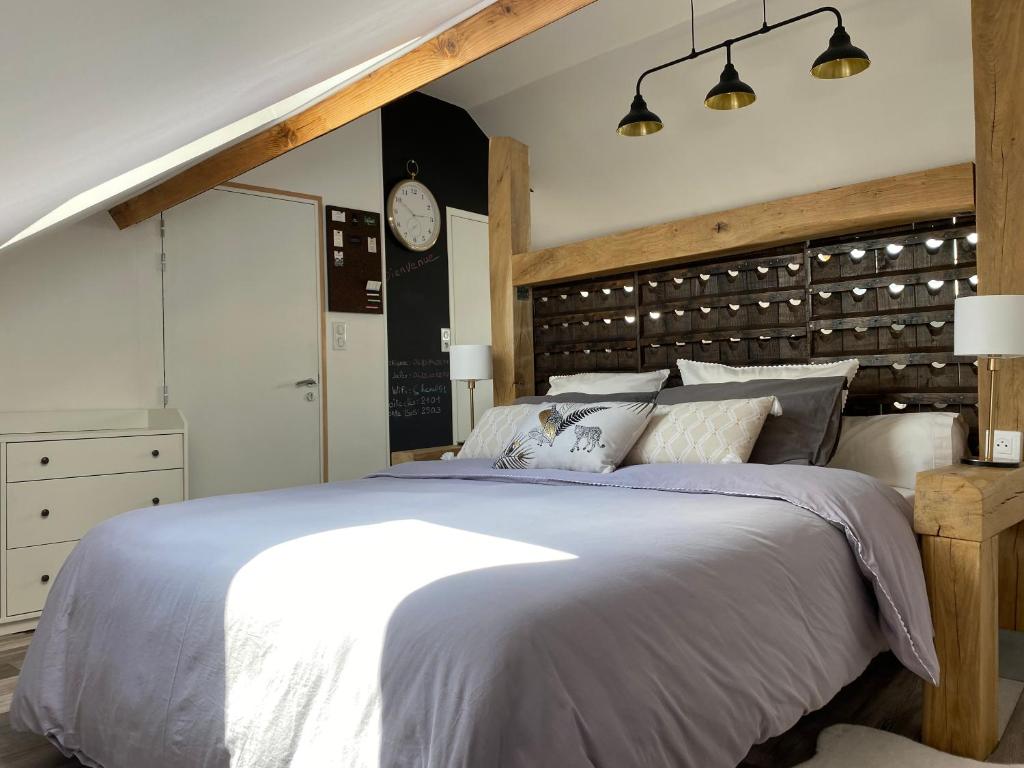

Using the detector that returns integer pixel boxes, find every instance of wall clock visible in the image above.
[386,160,440,252]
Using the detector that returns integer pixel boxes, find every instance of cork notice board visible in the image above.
[325,205,384,313]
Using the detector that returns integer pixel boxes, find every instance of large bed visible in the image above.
[12,459,936,768]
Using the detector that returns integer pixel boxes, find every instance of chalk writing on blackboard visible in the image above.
[388,358,450,419]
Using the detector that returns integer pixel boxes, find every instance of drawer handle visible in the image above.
[152,497,161,506]
[40,456,50,466]
[152,449,160,458]
[40,575,50,584]
[40,509,50,518]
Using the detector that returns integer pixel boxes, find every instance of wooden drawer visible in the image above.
[6,470,184,549]
[6,541,76,616]
[6,434,183,482]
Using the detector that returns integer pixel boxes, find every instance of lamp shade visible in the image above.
[450,344,493,381]
[954,295,1024,358]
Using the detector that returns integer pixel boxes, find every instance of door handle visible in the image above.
[295,378,318,388]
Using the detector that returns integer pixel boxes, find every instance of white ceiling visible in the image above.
[424,0,746,109]
[0,0,495,248]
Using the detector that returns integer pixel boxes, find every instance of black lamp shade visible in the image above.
[704,62,756,110]
[617,94,664,137]
[811,25,871,79]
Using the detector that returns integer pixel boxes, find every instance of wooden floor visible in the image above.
[0,634,1021,767]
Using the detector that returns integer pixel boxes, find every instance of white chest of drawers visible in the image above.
[0,410,187,633]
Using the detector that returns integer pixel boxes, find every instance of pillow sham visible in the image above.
[516,391,658,405]
[828,412,969,489]
[676,358,859,409]
[494,401,655,473]
[456,404,535,460]
[625,397,781,466]
[546,370,670,396]
[656,377,847,466]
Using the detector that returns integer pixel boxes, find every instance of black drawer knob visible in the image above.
[152,497,161,506]
[40,574,50,584]
[151,449,160,457]
[40,509,50,518]
[40,456,50,465]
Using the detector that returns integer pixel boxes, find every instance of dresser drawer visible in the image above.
[6,434,183,481]
[6,470,184,549]
[6,541,77,616]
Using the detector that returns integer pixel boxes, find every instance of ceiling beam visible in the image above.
[108,0,596,229]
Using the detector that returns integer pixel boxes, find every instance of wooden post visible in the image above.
[972,0,1024,630]
[489,137,534,405]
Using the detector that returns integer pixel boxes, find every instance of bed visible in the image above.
[11,459,935,768]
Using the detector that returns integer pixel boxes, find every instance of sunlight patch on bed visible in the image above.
[222,520,575,767]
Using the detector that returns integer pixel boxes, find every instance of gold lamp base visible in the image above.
[963,357,1019,467]
[961,456,1021,468]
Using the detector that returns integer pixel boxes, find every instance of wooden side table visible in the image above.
[914,463,1024,759]
[390,445,461,466]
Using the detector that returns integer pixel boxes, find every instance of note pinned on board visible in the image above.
[331,209,346,223]
[333,230,345,248]
[368,236,378,254]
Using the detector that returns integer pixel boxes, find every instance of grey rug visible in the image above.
[801,724,1023,767]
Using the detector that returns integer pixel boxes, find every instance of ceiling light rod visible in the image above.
[617,3,870,136]
[632,5,841,96]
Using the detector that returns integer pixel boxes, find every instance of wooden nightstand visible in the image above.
[914,463,1024,759]
[390,445,461,465]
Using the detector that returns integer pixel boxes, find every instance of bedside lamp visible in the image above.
[450,344,493,431]
[955,295,1024,466]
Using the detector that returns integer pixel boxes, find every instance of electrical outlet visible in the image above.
[993,430,1023,463]
[332,321,347,351]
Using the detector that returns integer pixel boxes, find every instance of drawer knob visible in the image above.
[40,509,50,518]
[40,456,50,465]
[152,449,160,458]
[152,497,161,506]
[40,575,50,584]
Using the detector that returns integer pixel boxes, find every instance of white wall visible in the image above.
[0,215,163,411]
[237,113,389,480]
[0,113,387,482]
[468,0,975,250]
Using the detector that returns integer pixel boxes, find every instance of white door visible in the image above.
[164,187,323,498]
[447,208,492,443]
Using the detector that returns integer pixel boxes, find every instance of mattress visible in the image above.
[11,461,936,768]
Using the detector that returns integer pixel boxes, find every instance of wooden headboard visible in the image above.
[529,216,979,445]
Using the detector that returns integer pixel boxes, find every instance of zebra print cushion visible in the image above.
[493,401,655,473]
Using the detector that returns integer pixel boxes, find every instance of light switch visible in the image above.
[441,327,451,353]
[332,321,347,351]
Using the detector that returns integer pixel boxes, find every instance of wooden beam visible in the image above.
[108,0,596,229]
[511,163,976,286]
[489,137,533,405]
[921,535,999,760]
[914,465,1024,542]
[972,0,1024,631]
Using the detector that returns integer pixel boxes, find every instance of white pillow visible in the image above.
[828,412,969,490]
[676,359,859,408]
[457,404,535,459]
[676,359,859,387]
[625,397,781,465]
[547,370,670,396]
[494,401,655,473]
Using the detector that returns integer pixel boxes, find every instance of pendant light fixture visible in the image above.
[617,0,871,136]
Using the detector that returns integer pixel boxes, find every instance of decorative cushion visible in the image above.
[656,377,847,466]
[625,397,781,466]
[456,404,535,460]
[546,370,670,396]
[675,359,859,408]
[828,412,969,489]
[494,401,655,473]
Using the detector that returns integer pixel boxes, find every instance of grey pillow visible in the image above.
[516,391,658,405]
[656,377,847,466]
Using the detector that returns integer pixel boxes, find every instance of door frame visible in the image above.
[219,181,329,481]
[446,207,490,442]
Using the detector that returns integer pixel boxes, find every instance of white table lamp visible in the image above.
[954,295,1024,466]
[450,344,493,431]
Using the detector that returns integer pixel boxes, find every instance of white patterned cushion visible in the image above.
[456,404,535,459]
[494,401,655,473]
[547,370,670,395]
[625,397,781,465]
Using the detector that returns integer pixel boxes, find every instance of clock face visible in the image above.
[387,179,440,252]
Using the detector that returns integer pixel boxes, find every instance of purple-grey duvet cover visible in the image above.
[11,460,936,768]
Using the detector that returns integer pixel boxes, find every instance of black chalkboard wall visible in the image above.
[382,93,489,451]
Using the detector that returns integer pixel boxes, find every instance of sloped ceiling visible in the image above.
[0,0,495,247]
